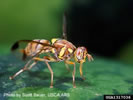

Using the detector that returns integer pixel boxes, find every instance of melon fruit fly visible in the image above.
[9,13,93,88]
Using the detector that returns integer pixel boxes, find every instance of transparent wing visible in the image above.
[11,40,53,51]
[11,40,54,60]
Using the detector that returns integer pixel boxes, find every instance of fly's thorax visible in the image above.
[51,38,76,49]
[51,38,59,44]
[74,47,88,63]
[56,45,74,60]
[51,38,76,60]
[25,39,50,56]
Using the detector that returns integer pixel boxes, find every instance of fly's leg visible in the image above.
[9,60,37,80]
[65,60,76,88]
[64,61,71,72]
[45,61,54,88]
[33,57,56,88]
[79,62,85,80]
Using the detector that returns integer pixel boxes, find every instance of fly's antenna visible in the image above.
[62,12,67,40]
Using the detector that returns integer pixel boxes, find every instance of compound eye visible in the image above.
[76,48,83,60]
[75,47,87,63]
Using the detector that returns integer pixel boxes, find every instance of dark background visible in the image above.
[66,0,133,58]
[0,0,133,63]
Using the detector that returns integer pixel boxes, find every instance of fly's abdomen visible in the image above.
[25,39,50,56]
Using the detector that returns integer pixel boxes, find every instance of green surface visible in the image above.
[0,55,133,100]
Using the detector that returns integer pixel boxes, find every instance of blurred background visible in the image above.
[0,0,133,65]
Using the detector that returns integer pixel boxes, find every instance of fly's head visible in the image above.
[74,47,93,63]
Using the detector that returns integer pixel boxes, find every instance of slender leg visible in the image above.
[44,56,57,62]
[9,60,33,80]
[33,57,54,88]
[64,62,71,72]
[28,61,37,70]
[44,61,54,88]
[79,62,85,80]
[33,56,57,62]
[65,60,76,88]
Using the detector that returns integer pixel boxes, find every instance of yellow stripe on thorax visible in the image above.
[51,38,58,44]
[68,48,73,53]
[51,48,56,53]
[58,46,66,59]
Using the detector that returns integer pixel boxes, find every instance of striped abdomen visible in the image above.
[25,39,50,57]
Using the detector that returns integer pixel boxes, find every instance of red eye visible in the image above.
[77,49,81,56]
[78,51,80,55]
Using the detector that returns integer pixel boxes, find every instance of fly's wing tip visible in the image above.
[11,42,19,51]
